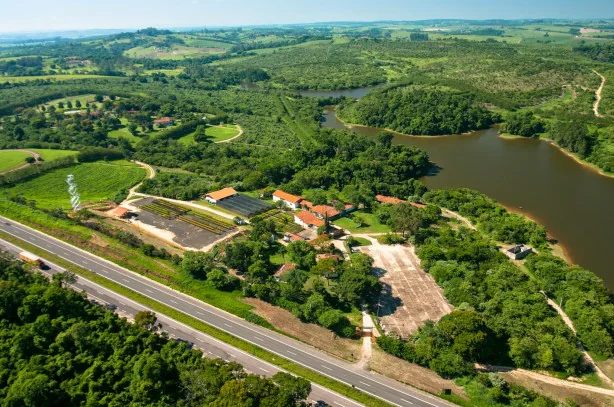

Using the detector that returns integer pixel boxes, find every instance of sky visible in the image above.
[1,0,613,33]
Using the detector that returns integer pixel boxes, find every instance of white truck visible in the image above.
[19,251,45,269]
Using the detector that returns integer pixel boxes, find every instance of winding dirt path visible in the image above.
[593,70,606,118]
[214,124,244,144]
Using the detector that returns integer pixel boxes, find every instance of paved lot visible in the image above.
[129,197,233,250]
[360,242,453,338]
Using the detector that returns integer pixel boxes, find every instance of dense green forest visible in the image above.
[0,252,311,406]
[338,86,499,135]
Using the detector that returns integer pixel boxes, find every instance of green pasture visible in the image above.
[0,151,32,172]
[3,161,146,209]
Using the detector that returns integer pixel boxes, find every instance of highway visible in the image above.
[0,237,357,407]
[0,216,453,407]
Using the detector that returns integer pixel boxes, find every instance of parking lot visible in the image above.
[360,242,453,338]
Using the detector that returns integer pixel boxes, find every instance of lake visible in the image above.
[322,107,614,291]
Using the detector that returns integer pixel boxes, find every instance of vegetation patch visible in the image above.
[0,150,32,172]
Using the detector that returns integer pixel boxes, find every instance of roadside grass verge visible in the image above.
[0,230,395,407]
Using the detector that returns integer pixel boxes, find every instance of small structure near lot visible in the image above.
[505,244,533,260]
[205,187,238,204]
[107,206,130,219]
[294,211,325,229]
[273,190,304,209]
[153,117,174,127]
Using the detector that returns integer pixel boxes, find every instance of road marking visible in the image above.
[334,403,346,407]
[359,381,371,387]
[259,367,269,373]
[123,278,130,283]
[400,398,413,404]
[1,220,445,407]
[145,289,153,293]
[170,300,178,304]
[196,311,204,316]
[224,323,232,328]
[321,365,333,371]
[287,350,297,355]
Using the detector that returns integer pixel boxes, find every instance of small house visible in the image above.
[294,211,325,229]
[204,187,238,204]
[153,117,174,127]
[505,245,533,260]
[375,195,426,208]
[272,190,304,210]
[274,264,296,281]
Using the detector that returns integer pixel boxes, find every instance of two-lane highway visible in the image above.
[0,215,453,407]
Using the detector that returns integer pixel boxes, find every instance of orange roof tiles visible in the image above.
[375,195,426,208]
[295,211,325,227]
[273,189,303,204]
[206,187,237,201]
[311,205,340,218]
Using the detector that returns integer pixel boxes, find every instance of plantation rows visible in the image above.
[141,199,235,235]
[260,209,303,233]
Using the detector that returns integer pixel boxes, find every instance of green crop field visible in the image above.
[0,151,32,172]
[2,160,146,209]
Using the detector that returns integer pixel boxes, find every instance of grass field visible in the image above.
[2,161,146,209]
[108,127,141,143]
[333,211,391,233]
[0,74,111,83]
[29,149,78,161]
[179,124,241,145]
[39,94,99,111]
[0,151,32,172]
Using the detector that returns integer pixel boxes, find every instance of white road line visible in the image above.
[1,220,445,407]
[224,323,232,328]
[170,300,178,304]
[259,367,269,373]
[287,350,297,355]
[145,289,153,293]
[359,381,371,387]
[401,398,413,405]
[321,365,333,371]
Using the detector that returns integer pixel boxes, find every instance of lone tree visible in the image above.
[134,310,162,333]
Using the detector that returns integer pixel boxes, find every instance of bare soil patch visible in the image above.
[360,242,453,338]
[598,358,614,381]
[242,298,361,362]
[369,348,466,398]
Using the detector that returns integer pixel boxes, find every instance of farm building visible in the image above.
[505,245,533,260]
[204,187,238,204]
[153,117,174,127]
[107,206,130,219]
[294,211,325,229]
[375,194,426,208]
[272,190,304,210]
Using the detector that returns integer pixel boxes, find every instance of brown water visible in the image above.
[322,109,614,291]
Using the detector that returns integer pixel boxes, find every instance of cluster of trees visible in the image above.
[375,202,441,237]
[138,171,217,201]
[0,252,311,406]
[573,43,614,63]
[423,188,548,247]
[214,220,379,336]
[412,226,583,375]
[501,111,545,137]
[526,254,614,358]
[338,87,498,135]
[550,120,596,159]
[0,56,44,76]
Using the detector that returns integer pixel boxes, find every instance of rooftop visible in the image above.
[295,211,325,227]
[273,189,303,204]
[274,264,296,278]
[206,187,238,201]
[311,205,340,218]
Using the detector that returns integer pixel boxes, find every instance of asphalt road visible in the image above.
[0,237,357,407]
[0,216,453,407]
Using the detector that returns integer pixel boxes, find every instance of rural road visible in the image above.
[0,237,363,407]
[0,216,454,407]
[593,70,606,118]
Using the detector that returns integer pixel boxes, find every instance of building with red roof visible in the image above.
[375,195,426,208]
[294,211,325,229]
[153,117,174,127]
[272,189,304,210]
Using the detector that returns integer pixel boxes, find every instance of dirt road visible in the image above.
[593,70,606,118]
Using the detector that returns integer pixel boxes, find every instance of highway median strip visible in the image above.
[0,230,394,407]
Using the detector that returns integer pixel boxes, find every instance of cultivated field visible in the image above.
[360,240,453,338]
[3,161,146,209]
